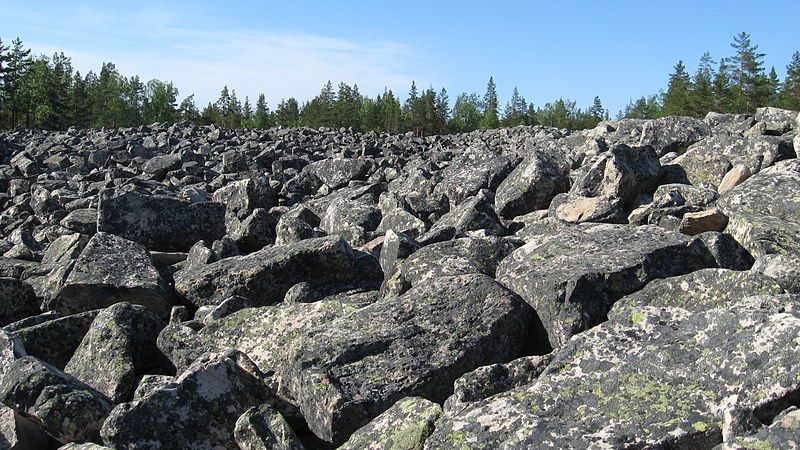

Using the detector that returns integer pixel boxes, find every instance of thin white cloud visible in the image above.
[27,23,432,109]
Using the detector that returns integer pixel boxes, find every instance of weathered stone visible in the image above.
[174,236,357,307]
[228,208,277,253]
[338,397,442,450]
[283,273,535,444]
[717,407,800,449]
[752,254,800,294]
[212,177,278,221]
[671,145,732,188]
[717,168,800,225]
[494,151,569,220]
[725,211,800,257]
[11,310,98,369]
[638,115,711,156]
[319,200,381,247]
[100,349,269,450]
[497,223,716,348]
[49,232,173,316]
[717,164,752,193]
[432,147,512,207]
[419,190,505,244]
[378,230,421,284]
[0,356,112,445]
[59,208,97,235]
[234,404,305,450]
[548,193,623,224]
[40,233,89,265]
[694,232,755,270]
[425,305,800,449]
[608,268,784,319]
[679,209,729,235]
[0,278,39,326]
[569,143,662,205]
[64,302,166,403]
[97,187,226,252]
[304,158,374,189]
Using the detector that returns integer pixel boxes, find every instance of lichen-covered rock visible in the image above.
[608,268,784,319]
[718,167,800,225]
[717,406,800,450]
[0,277,39,326]
[382,236,521,297]
[0,356,112,445]
[319,200,381,247]
[101,349,269,450]
[11,310,99,369]
[443,353,554,414]
[227,208,277,253]
[638,115,711,156]
[497,223,715,348]
[494,151,568,220]
[64,302,166,403]
[174,235,357,308]
[303,157,374,189]
[725,211,800,257]
[432,147,512,207]
[59,208,98,235]
[48,232,173,316]
[695,231,755,270]
[234,404,305,450]
[97,187,226,252]
[425,305,800,449]
[40,233,89,265]
[418,190,506,244]
[338,397,442,450]
[211,176,278,221]
[283,273,535,444]
[751,254,800,294]
[678,209,729,235]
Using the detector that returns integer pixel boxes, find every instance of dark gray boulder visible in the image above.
[303,158,374,189]
[234,404,305,450]
[211,176,278,221]
[48,232,173,317]
[282,273,535,444]
[0,278,39,326]
[378,230,422,283]
[59,208,98,235]
[432,147,512,207]
[11,310,98,369]
[497,223,716,348]
[717,406,800,450]
[425,304,800,449]
[101,349,269,449]
[319,200,381,247]
[694,231,755,270]
[494,151,569,220]
[64,302,166,403]
[638,115,711,156]
[227,208,277,253]
[174,235,357,308]
[0,356,113,445]
[418,190,505,244]
[274,207,324,246]
[97,187,226,252]
[338,397,441,450]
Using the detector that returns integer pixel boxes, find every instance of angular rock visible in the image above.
[0,356,112,445]
[496,223,716,347]
[570,144,662,205]
[725,211,800,257]
[304,158,374,189]
[433,148,512,207]
[638,115,711,156]
[378,230,422,283]
[212,176,278,221]
[49,232,173,316]
[283,273,535,444]
[101,349,269,450]
[174,235,357,307]
[274,207,324,246]
[338,397,441,450]
[425,305,800,449]
[694,231,755,270]
[319,200,381,247]
[59,208,98,235]
[419,190,505,244]
[718,407,800,449]
[234,404,305,450]
[717,167,800,225]
[494,151,569,220]
[751,254,800,294]
[0,278,39,326]
[64,302,166,403]
[678,209,729,235]
[40,233,89,265]
[608,268,784,319]
[228,208,277,253]
[11,310,98,369]
[97,187,226,252]
[718,164,752,193]
[548,193,623,224]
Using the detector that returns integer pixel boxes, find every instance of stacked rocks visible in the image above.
[0,107,796,448]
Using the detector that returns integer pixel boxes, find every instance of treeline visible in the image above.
[0,36,608,134]
[621,32,800,119]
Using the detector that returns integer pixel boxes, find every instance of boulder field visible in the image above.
[0,107,798,448]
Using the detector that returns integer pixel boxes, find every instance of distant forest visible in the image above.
[0,32,798,134]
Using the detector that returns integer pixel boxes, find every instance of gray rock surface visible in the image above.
[234,404,305,450]
[338,397,442,450]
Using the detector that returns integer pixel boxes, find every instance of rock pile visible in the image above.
[0,106,797,448]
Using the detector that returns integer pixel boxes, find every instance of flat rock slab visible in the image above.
[101,349,269,450]
[725,211,800,257]
[174,235,356,307]
[425,304,800,449]
[282,273,535,445]
[497,223,715,348]
[11,310,99,369]
[49,232,173,317]
[609,268,784,318]
[97,187,226,252]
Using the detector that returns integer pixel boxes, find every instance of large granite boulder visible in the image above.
[497,223,716,347]
[174,235,358,308]
[234,404,306,450]
[338,397,442,450]
[64,302,166,403]
[426,304,800,449]
[48,232,173,317]
[97,187,226,252]
[494,151,569,220]
[282,273,536,444]
[101,349,269,449]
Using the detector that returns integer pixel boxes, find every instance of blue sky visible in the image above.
[2,1,799,115]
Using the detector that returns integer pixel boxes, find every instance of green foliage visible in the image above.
[781,51,800,110]
[479,77,500,129]
[662,61,692,116]
[450,92,482,133]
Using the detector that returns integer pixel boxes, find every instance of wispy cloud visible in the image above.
[25,16,431,108]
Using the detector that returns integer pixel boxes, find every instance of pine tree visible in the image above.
[242,96,253,127]
[380,89,402,133]
[691,52,716,117]
[434,87,450,134]
[662,60,693,116]
[178,94,200,123]
[713,58,735,113]
[479,77,499,129]
[502,87,528,127]
[588,96,605,123]
[334,82,361,129]
[729,32,769,112]
[403,81,420,134]
[766,67,781,107]
[43,52,73,130]
[253,93,272,128]
[275,98,299,127]
[144,79,178,124]
[70,71,92,128]
[2,38,32,127]
[781,51,800,110]
[451,92,482,133]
